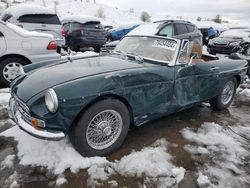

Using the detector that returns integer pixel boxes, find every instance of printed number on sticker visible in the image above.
[152,40,177,50]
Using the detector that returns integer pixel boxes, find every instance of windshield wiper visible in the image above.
[126,52,144,63]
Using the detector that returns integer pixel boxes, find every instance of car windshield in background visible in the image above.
[220,30,250,38]
[18,14,61,24]
[114,36,178,63]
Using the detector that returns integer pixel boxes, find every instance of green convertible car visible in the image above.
[9,35,248,157]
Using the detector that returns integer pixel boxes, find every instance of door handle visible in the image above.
[210,67,219,71]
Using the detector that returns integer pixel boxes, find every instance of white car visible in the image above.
[1,3,65,51]
[0,21,61,87]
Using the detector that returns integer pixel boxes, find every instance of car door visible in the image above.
[0,31,6,55]
[191,62,220,100]
[174,23,189,40]
[173,41,219,110]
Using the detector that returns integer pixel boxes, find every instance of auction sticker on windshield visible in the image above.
[152,39,177,51]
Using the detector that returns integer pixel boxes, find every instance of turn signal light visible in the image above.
[31,118,45,129]
[47,41,57,50]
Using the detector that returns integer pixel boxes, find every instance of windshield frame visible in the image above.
[114,35,181,66]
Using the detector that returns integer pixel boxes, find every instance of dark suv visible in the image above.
[61,16,107,52]
[105,20,202,51]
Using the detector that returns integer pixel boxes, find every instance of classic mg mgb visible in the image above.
[9,35,248,157]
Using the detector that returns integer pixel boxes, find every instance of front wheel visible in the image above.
[209,78,237,110]
[70,99,130,157]
[0,57,25,87]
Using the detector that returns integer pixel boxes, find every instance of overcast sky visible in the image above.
[97,0,250,21]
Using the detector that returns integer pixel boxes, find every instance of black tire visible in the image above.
[70,98,130,157]
[209,51,216,55]
[0,57,26,87]
[70,46,80,52]
[56,46,61,54]
[209,77,237,110]
[94,46,101,53]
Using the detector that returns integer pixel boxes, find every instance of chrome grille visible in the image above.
[12,94,31,124]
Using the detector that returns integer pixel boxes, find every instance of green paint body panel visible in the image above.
[11,55,248,133]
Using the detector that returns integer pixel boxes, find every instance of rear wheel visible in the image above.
[209,77,237,110]
[0,57,26,87]
[70,98,130,157]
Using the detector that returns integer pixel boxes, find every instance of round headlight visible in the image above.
[45,88,58,113]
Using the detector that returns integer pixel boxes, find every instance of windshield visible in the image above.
[18,14,61,25]
[114,36,178,63]
[220,30,250,38]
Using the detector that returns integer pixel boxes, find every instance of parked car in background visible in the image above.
[1,3,64,53]
[207,29,250,55]
[229,40,250,78]
[104,20,203,52]
[9,35,248,157]
[106,23,140,41]
[103,25,113,31]
[0,21,60,87]
[199,26,219,45]
[61,15,106,52]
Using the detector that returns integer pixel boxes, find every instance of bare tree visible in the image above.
[140,11,151,22]
[213,14,222,24]
[42,0,46,7]
[95,7,105,19]
[54,1,59,13]
[196,16,202,22]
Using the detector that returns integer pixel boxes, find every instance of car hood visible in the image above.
[13,55,147,102]
[212,37,242,44]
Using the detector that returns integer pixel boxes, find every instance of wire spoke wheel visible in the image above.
[86,110,123,150]
[221,81,235,105]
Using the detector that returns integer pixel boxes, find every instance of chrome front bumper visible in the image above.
[8,97,65,140]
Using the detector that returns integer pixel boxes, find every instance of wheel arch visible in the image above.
[0,54,32,65]
[71,94,134,130]
[234,75,241,87]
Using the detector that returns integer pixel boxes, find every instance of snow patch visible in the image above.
[197,172,210,187]
[55,176,67,186]
[235,88,250,106]
[108,180,118,187]
[1,154,15,169]
[0,89,11,106]
[2,3,55,19]
[181,122,250,187]
[7,23,53,38]
[1,127,185,186]
[127,23,160,36]
[0,126,109,175]
[61,15,100,25]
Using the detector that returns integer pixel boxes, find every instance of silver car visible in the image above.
[0,21,61,87]
[1,4,65,51]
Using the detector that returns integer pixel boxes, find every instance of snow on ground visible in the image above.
[1,154,15,169]
[181,122,250,188]
[0,88,11,106]
[0,126,185,187]
[55,176,67,186]
[235,88,250,106]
